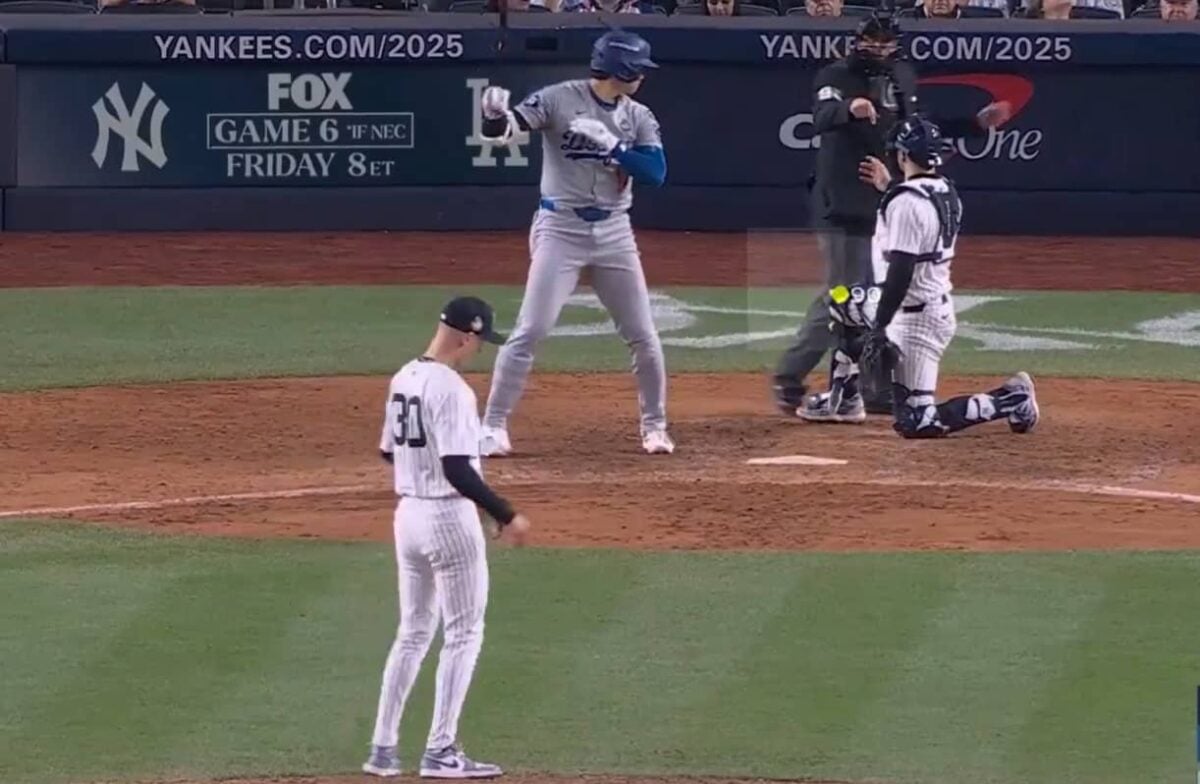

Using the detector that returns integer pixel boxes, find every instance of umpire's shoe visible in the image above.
[772,379,807,417]
[798,391,866,424]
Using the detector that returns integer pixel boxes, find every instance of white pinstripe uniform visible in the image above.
[871,175,959,409]
[370,357,490,753]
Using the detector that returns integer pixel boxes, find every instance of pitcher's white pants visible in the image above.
[370,496,488,751]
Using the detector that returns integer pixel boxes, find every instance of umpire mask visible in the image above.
[849,12,901,75]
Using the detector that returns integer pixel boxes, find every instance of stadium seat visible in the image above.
[786,2,875,12]
[960,4,1005,14]
[1071,3,1121,14]
[673,2,702,10]
[0,0,93,11]
[448,0,484,9]
[100,1,202,11]
[1130,2,1158,13]
[739,2,777,12]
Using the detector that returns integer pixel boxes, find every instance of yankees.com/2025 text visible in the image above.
[908,35,1072,63]
[759,33,1072,63]
[154,33,464,61]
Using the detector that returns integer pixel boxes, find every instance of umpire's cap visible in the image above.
[590,30,658,83]
[441,296,506,345]
[889,115,946,169]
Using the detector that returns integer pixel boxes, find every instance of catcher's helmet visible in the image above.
[889,115,946,169]
[590,30,658,83]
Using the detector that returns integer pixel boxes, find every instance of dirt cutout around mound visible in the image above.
[141,776,859,784]
[3,373,1199,551]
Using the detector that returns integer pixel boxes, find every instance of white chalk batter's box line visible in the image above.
[1,476,1198,522]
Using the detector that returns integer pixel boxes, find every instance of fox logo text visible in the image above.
[267,73,352,111]
[465,78,529,169]
[92,82,170,173]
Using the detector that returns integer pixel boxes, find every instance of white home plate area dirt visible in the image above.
[4,231,1200,784]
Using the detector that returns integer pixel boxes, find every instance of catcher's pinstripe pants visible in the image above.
[888,296,956,403]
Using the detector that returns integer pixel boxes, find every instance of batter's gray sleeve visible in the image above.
[633,105,663,147]
[512,87,556,132]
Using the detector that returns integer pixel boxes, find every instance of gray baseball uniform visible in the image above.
[483,79,667,434]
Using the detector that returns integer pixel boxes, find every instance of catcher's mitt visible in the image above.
[859,328,902,380]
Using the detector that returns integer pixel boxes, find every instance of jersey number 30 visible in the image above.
[390,394,427,447]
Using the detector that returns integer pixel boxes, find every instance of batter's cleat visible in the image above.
[772,381,807,417]
[362,745,402,777]
[642,429,676,455]
[419,745,503,779]
[480,426,512,457]
[798,392,866,424]
[1004,371,1040,434]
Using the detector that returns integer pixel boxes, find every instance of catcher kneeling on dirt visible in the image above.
[796,115,1041,438]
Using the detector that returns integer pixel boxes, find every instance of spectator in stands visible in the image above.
[805,0,841,15]
[1023,0,1072,16]
[906,0,965,16]
[1024,0,1124,15]
[1160,0,1197,18]
[703,0,740,13]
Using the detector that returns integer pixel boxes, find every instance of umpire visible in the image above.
[772,10,1009,416]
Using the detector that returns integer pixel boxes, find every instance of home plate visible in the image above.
[746,455,848,466]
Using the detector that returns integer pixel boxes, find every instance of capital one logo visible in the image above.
[777,74,1043,162]
[267,73,352,111]
[92,82,169,173]
[465,78,529,169]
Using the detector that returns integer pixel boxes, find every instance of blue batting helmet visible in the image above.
[590,30,658,83]
[889,115,946,169]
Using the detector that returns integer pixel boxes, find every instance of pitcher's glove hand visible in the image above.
[860,328,902,378]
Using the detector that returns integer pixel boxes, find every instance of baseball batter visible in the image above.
[476,29,673,457]
[799,117,1040,438]
[363,296,531,780]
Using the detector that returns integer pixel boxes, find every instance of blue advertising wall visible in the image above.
[1,15,1198,234]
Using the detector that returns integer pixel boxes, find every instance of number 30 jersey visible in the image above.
[379,357,482,499]
[870,174,962,308]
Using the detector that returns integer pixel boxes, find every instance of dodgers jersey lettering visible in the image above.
[380,358,481,498]
[871,175,962,307]
[513,79,662,212]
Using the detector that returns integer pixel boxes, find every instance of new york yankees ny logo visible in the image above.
[464,78,529,169]
[92,82,170,173]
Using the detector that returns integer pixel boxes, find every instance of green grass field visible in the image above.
[3,284,1200,784]
[2,286,1200,389]
[3,523,1200,784]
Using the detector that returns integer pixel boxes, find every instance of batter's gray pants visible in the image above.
[774,228,873,386]
[484,208,667,434]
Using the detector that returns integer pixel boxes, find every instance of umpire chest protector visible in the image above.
[811,59,919,228]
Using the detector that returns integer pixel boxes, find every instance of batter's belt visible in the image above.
[539,197,624,223]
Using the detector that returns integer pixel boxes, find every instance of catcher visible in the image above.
[798,116,1040,438]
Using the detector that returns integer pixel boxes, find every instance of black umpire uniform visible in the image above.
[773,12,980,415]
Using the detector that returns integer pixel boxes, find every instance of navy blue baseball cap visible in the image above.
[440,296,506,345]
